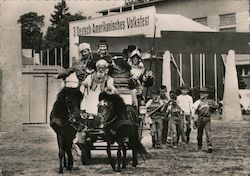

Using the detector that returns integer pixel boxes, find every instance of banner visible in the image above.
[70,7,156,38]
[69,7,156,65]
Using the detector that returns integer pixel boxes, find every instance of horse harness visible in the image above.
[103,113,139,131]
[51,96,85,131]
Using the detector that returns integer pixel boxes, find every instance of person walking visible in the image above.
[177,85,193,143]
[165,93,184,149]
[146,90,164,149]
[159,85,170,145]
[192,87,218,153]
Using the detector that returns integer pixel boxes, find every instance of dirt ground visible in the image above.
[1,115,250,176]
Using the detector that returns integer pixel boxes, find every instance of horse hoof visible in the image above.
[58,169,63,174]
[122,165,126,169]
[67,165,73,171]
[116,168,121,172]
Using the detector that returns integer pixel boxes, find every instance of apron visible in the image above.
[81,84,102,116]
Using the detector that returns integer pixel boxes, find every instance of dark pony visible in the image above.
[98,92,150,172]
[50,87,83,174]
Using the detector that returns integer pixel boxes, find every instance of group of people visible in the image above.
[55,40,217,153]
[56,40,154,118]
[145,85,217,153]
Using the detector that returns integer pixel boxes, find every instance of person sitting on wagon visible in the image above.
[54,42,94,83]
[92,40,114,76]
[80,59,117,117]
[77,59,117,144]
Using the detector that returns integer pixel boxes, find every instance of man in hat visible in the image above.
[55,42,94,82]
[97,40,112,63]
[146,90,164,148]
[91,40,114,76]
[192,86,218,153]
[177,85,193,143]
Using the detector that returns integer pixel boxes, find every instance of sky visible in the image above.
[1,0,125,30]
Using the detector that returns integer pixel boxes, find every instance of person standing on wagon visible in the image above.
[192,87,218,153]
[177,85,193,143]
[128,49,145,108]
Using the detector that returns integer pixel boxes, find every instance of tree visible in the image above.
[18,12,44,52]
[44,0,86,67]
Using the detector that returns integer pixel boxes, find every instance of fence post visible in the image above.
[47,49,49,66]
[40,50,43,66]
[214,53,217,101]
[55,48,57,66]
[60,48,63,70]
[190,53,193,88]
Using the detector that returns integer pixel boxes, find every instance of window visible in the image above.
[193,17,208,26]
[219,13,236,26]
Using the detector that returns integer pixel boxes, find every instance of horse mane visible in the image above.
[99,92,127,116]
[52,87,83,119]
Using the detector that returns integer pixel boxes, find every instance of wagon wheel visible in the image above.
[81,143,91,165]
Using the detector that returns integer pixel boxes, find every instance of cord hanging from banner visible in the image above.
[170,53,185,86]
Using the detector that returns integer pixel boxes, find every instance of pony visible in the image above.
[50,87,84,174]
[98,91,150,172]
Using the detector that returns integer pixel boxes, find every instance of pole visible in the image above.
[170,54,185,85]
[199,53,202,88]
[190,53,193,88]
[214,54,217,101]
[179,53,182,86]
[146,24,157,98]
[45,72,49,123]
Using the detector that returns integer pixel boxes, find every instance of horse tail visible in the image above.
[135,140,150,160]
[132,127,151,160]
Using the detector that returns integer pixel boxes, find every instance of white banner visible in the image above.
[69,7,156,66]
[70,7,156,38]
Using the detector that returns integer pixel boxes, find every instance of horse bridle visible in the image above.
[65,96,85,131]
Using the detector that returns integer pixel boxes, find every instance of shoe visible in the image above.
[186,136,190,144]
[166,138,171,144]
[157,144,162,149]
[208,148,213,153]
[173,145,178,149]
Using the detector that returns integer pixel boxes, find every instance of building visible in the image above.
[97,0,250,89]
[100,0,249,33]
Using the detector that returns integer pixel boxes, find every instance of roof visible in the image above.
[97,0,165,14]
[154,14,215,37]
